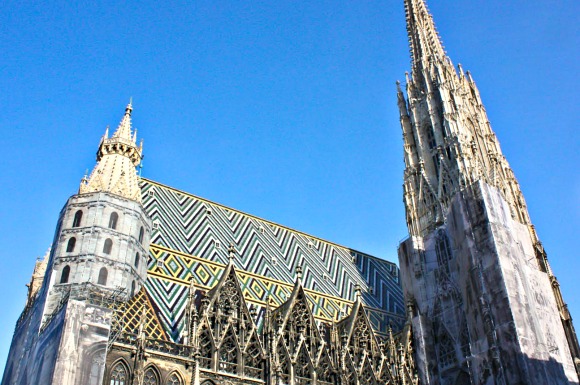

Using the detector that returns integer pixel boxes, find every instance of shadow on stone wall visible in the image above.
[520,354,579,385]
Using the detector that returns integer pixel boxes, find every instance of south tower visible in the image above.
[397,1,580,384]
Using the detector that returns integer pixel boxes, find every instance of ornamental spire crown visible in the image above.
[79,101,143,202]
[404,0,446,73]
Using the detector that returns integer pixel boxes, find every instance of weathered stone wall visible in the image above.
[44,192,151,319]
[51,300,112,385]
[1,300,64,385]
[2,299,113,385]
[399,181,579,385]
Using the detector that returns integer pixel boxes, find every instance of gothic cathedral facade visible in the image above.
[1,107,414,384]
[2,1,579,385]
[397,0,580,384]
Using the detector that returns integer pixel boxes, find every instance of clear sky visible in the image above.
[0,0,578,375]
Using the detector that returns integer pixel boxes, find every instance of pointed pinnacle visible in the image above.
[295,265,303,281]
[354,284,362,301]
[405,0,446,68]
[228,243,236,263]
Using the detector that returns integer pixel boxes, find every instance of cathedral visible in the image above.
[1,1,578,385]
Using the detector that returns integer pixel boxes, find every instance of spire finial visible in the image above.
[126,97,133,114]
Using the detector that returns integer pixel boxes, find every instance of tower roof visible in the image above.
[404,0,446,72]
[79,102,143,202]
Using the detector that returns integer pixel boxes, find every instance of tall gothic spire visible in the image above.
[398,2,580,381]
[404,0,446,75]
[398,0,533,236]
[79,102,143,202]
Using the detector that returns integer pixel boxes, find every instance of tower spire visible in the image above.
[79,102,143,202]
[398,1,580,382]
[404,0,446,74]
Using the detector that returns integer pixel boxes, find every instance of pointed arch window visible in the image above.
[426,125,437,149]
[138,226,144,244]
[66,237,76,253]
[134,253,140,268]
[103,239,113,255]
[435,230,452,274]
[243,338,263,379]
[98,267,108,286]
[73,210,83,227]
[294,345,313,385]
[167,372,182,385]
[438,329,456,369]
[108,212,119,230]
[130,281,135,297]
[218,331,239,374]
[60,266,70,284]
[143,367,159,385]
[198,328,213,369]
[109,362,128,385]
[277,343,290,384]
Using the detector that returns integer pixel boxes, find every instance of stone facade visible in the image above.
[397,0,580,384]
[2,103,414,385]
[104,261,418,385]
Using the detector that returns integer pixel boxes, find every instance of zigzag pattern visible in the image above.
[140,179,405,339]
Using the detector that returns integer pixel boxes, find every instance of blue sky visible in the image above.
[0,0,578,374]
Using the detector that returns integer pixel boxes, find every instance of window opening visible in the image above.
[98,267,108,286]
[103,239,113,254]
[143,368,158,385]
[60,266,70,284]
[167,373,182,385]
[438,329,456,369]
[66,237,76,253]
[73,210,83,227]
[435,230,452,274]
[108,212,119,230]
[109,362,127,385]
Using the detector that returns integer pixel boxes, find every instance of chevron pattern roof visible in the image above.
[139,179,404,340]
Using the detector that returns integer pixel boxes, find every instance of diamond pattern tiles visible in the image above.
[140,179,405,340]
[118,288,168,340]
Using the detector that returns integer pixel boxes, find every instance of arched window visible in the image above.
[130,281,135,297]
[73,210,83,227]
[143,367,159,385]
[219,331,239,374]
[66,237,76,253]
[134,253,140,268]
[435,230,452,274]
[60,266,70,284]
[108,212,119,230]
[138,227,144,244]
[103,239,113,254]
[167,372,182,385]
[109,362,128,385]
[98,267,108,286]
[438,329,456,369]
